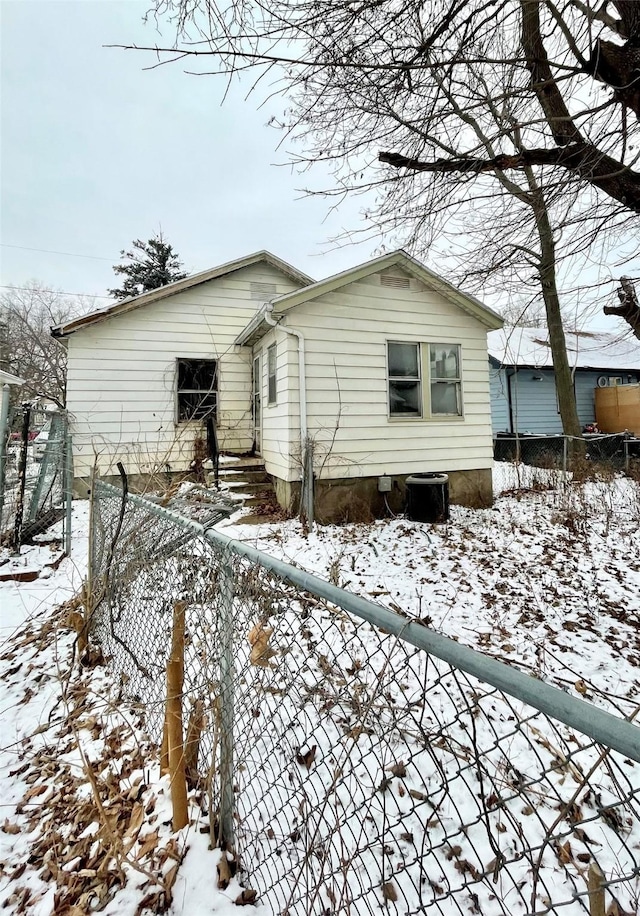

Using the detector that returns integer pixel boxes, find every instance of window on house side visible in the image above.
[429,344,462,416]
[176,358,218,421]
[388,341,422,416]
[267,344,277,405]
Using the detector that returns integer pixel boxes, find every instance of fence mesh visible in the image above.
[493,434,640,499]
[0,403,71,551]
[89,480,640,916]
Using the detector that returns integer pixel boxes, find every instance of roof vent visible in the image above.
[251,281,277,300]
[380,273,410,289]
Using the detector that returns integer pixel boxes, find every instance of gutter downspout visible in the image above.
[262,304,312,522]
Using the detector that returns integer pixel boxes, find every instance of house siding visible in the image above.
[267,270,495,483]
[254,328,299,482]
[489,367,640,435]
[489,362,510,433]
[66,263,301,480]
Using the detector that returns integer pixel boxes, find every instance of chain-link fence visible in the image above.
[493,433,640,498]
[0,401,72,552]
[89,479,640,916]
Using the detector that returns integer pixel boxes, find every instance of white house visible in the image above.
[54,250,503,520]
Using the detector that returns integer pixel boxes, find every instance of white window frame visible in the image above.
[428,343,463,417]
[267,343,277,406]
[386,340,464,419]
[387,341,423,418]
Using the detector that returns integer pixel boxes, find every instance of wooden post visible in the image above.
[587,862,605,916]
[167,600,188,831]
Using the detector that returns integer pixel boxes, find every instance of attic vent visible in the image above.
[251,281,277,300]
[380,273,411,289]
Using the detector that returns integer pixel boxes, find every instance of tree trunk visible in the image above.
[532,192,583,445]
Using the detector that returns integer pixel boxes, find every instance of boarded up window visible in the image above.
[176,358,218,421]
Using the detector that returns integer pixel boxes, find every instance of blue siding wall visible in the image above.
[489,364,510,433]
[490,364,640,435]
[509,369,561,434]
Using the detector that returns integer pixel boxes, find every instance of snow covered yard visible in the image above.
[220,470,640,718]
[1,466,639,915]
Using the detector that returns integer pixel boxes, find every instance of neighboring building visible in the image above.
[489,327,640,435]
[54,250,503,519]
[0,370,26,386]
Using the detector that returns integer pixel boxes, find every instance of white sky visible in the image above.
[0,0,635,336]
[0,0,379,303]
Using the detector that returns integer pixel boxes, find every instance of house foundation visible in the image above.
[273,468,493,524]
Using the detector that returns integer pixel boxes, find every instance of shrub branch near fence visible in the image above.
[88,479,640,916]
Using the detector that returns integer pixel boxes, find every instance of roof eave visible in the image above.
[53,250,314,338]
[272,250,504,330]
[0,370,26,386]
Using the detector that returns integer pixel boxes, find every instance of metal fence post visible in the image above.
[218,552,235,850]
[64,431,73,556]
[0,384,11,527]
[13,402,31,550]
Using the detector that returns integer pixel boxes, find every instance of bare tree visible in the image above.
[0,284,89,408]
[604,276,640,339]
[132,0,639,435]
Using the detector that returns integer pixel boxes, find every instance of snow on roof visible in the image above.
[488,326,640,371]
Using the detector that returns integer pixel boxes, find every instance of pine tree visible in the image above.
[109,233,188,300]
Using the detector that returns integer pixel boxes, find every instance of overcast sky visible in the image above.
[0,1,636,335]
[1,0,379,305]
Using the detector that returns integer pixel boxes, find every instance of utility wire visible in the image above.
[0,284,111,300]
[1,243,114,262]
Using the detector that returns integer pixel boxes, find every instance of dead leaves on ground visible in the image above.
[248,622,276,667]
[1,614,180,916]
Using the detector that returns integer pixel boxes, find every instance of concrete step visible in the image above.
[217,469,271,485]
[222,481,273,497]
[219,456,265,470]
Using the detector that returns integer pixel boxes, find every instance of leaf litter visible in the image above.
[1,469,640,915]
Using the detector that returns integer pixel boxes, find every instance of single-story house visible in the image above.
[489,327,640,435]
[53,250,503,519]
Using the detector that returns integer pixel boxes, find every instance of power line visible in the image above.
[1,243,114,262]
[0,284,111,300]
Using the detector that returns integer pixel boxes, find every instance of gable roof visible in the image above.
[270,250,504,330]
[52,251,314,338]
[489,326,640,371]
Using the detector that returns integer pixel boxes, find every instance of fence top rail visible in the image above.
[93,479,640,763]
[494,433,636,441]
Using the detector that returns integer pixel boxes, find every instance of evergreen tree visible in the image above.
[109,233,188,299]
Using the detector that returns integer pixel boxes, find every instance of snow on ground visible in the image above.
[0,505,244,916]
[218,471,640,718]
[1,465,639,915]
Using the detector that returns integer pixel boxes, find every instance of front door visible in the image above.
[252,354,261,454]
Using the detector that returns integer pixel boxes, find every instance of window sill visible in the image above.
[388,414,465,422]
